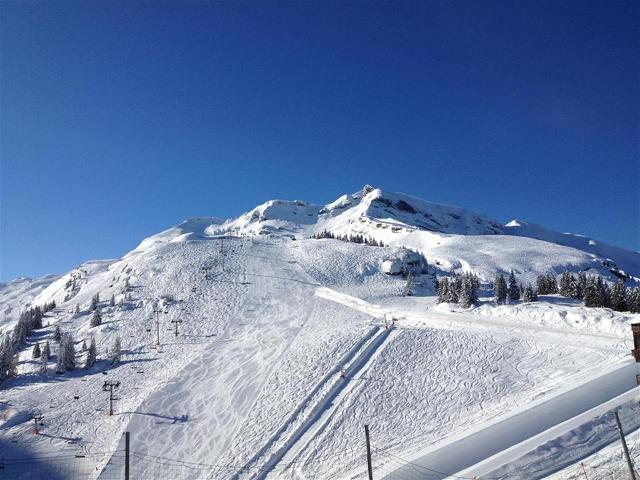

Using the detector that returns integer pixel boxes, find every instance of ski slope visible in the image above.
[1,186,639,479]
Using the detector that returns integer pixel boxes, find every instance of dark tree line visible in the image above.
[437,272,480,308]
[493,271,538,304]
[312,230,385,247]
[557,271,640,313]
[0,301,56,386]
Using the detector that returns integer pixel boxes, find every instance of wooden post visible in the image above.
[124,431,130,480]
[614,411,637,480]
[365,425,373,480]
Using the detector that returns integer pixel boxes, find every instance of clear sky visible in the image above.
[1,1,638,281]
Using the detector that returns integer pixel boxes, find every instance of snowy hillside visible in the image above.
[1,186,639,480]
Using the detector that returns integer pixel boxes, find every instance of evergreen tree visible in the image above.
[559,271,574,297]
[85,338,97,369]
[402,270,414,297]
[536,275,549,295]
[611,280,627,312]
[52,325,62,343]
[507,271,519,301]
[494,274,507,304]
[0,336,18,382]
[32,342,41,359]
[597,277,611,308]
[81,340,87,351]
[41,341,50,360]
[110,294,115,307]
[629,288,640,313]
[546,274,558,294]
[584,276,600,307]
[56,334,76,373]
[74,304,80,316]
[111,337,122,366]
[575,273,587,300]
[90,293,100,311]
[90,308,102,328]
[459,273,478,308]
[39,353,48,375]
[521,284,537,303]
[437,278,449,303]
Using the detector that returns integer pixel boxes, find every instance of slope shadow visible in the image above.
[0,439,75,480]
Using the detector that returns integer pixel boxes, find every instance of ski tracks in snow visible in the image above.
[228,324,397,480]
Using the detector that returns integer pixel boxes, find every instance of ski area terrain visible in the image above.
[1,186,639,479]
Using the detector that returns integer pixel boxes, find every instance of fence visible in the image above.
[2,435,640,479]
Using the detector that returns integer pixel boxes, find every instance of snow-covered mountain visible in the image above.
[1,185,639,480]
[119,185,639,284]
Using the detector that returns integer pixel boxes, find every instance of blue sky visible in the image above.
[1,1,638,281]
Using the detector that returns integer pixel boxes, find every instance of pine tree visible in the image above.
[402,270,414,297]
[41,341,50,360]
[521,284,537,303]
[110,337,122,366]
[576,272,587,299]
[459,273,478,308]
[536,275,549,295]
[32,342,41,359]
[559,271,574,297]
[55,346,66,374]
[494,274,507,304]
[110,294,115,307]
[611,280,627,312]
[546,274,558,294]
[85,338,97,369]
[584,276,600,307]
[74,304,80,315]
[56,334,76,373]
[90,293,100,311]
[81,340,87,351]
[90,308,102,328]
[437,278,449,303]
[39,353,48,375]
[629,288,640,313]
[53,325,62,343]
[507,271,519,301]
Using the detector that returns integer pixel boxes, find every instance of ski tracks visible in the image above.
[229,324,397,480]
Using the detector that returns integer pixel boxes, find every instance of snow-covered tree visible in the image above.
[74,304,80,315]
[521,284,538,303]
[56,334,76,373]
[90,308,102,328]
[629,288,640,313]
[402,270,414,297]
[611,280,627,312]
[53,325,62,343]
[32,342,41,359]
[559,271,574,297]
[110,337,122,366]
[0,336,18,384]
[459,273,478,308]
[110,294,115,307]
[584,276,601,307]
[507,271,519,301]
[494,274,507,304]
[90,293,100,311]
[85,338,97,369]
[41,341,50,360]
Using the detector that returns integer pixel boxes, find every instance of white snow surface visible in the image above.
[1,186,639,479]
